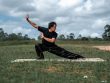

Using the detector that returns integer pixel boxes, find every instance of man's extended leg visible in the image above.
[48,45,85,59]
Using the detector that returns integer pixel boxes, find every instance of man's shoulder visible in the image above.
[53,32,58,36]
[38,26,48,32]
[38,26,47,30]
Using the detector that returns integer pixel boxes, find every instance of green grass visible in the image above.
[0,42,110,83]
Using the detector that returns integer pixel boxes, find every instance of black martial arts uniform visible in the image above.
[35,26,84,59]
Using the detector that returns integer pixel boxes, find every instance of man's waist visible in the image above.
[42,41,55,46]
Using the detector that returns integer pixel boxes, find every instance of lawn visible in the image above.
[0,41,110,83]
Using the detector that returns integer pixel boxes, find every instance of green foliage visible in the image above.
[58,34,65,40]
[0,28,7,41]
[102,24,110,40]
[69,33,75,39]
[0,28,32,41]
[77,34,82,39]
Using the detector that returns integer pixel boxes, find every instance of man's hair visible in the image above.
[48,22,57,29]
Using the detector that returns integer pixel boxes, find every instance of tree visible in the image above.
[69,33,75,39]
[24,34,29,40]
[102,24,110,40]
[3,33,8,40]
[58,34,65,40]
[8,33,18,40]
[77,34,82,40]
[66,35,70,39]
[81,37,89,41]
[0,28,6,41]
[17,33,23,40]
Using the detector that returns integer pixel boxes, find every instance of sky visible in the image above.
[0,0,110,39]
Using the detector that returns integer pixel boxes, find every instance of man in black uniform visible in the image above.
[26,15,84,59]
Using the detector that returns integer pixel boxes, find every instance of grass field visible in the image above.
[0,41,110,83]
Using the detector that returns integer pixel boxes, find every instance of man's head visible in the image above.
[48,22,57,32]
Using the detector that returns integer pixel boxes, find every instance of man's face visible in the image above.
[51,24,56,32]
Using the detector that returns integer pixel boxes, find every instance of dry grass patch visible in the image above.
[42,66,62,73]
[93,46,110,51]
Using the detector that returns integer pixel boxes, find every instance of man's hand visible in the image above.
[41,33,56,43]
[25,14,38,28]
[26,14,29,21]
[41,33,44,39]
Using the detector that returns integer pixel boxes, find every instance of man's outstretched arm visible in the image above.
[26,15,38,29]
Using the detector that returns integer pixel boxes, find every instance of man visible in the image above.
[26,15,85,59]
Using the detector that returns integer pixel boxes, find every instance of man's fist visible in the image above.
[26,14,29,20]
[40,33,44,39]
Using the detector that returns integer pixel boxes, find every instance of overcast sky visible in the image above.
[0,0,110,39]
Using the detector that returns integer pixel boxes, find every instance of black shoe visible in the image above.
[75,54,85,59]
[36,53,44,59]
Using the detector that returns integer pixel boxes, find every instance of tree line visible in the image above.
[57,24,110,41]
[0,28,32,41]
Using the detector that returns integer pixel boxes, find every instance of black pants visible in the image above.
[35,43,84,59]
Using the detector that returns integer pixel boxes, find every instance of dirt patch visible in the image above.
[93,46,110,51]
[42,66,61,73]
